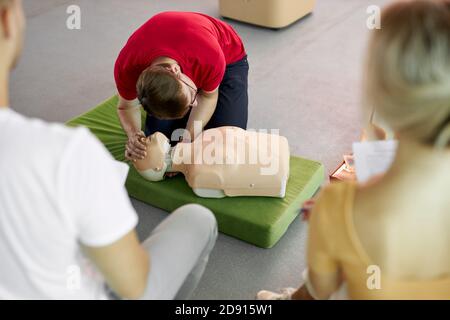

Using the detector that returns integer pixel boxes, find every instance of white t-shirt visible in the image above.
[0,107,138,299]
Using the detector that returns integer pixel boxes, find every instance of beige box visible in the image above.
[219,0,316,29]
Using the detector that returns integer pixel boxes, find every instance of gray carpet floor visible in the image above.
[11,0,389,299]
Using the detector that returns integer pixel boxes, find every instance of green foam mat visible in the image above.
[67,96,324,248]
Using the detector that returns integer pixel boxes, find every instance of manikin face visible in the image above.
[138,132,172,181]
[147,132,171,163]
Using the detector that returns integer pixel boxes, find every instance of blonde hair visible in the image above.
[364,0,450,149]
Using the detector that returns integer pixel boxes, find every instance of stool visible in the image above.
[219,0,316,29]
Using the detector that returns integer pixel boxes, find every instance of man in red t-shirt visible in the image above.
[114,12,248,161]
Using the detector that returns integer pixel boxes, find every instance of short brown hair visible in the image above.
[137,66,189,120]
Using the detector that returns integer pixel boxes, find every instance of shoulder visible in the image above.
[18,111,106,163]
[31,118,94,155]
[0,111,103,179]
[4,110,87,154]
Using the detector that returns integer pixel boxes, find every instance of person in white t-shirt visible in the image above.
[0,0,217,300]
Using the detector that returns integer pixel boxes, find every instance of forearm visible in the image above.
[82,230,150,300]
[117,99,142,137]
[186,93,218,140]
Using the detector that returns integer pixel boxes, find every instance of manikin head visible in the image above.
[136,132,172,182]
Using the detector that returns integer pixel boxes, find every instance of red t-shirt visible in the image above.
[114,11,246,100]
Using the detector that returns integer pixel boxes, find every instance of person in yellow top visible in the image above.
[258,0,450,300]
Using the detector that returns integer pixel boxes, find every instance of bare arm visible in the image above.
[82,230,150,300]
[301,192,343,300]
[117,93,147,160]
[117,94,142,137]
[186,89,219,141]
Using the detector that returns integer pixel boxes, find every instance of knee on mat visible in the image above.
[173,204,218,239]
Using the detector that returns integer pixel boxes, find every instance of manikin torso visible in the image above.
[134,127,290,198]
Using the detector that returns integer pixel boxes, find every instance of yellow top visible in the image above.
[307,182,450,300]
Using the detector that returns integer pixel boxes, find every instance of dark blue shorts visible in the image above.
[144,56,249,141]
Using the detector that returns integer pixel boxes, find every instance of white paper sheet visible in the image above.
[352,140,398,183]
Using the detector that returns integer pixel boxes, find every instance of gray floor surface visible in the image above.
[11,0,389,300]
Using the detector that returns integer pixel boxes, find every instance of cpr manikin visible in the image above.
[134,127,290,198]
